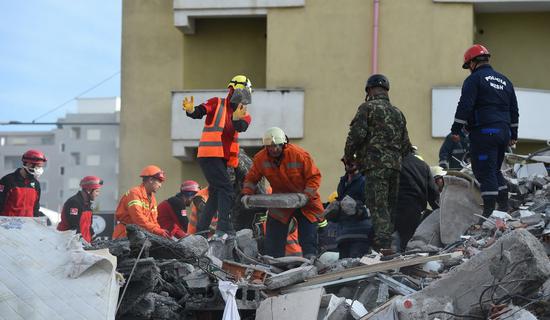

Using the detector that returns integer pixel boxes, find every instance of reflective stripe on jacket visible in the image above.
[197,98,240,168]
[112,184,163,239]
[243,143,324,224]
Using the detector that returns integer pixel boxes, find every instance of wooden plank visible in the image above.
[283,252,462,292]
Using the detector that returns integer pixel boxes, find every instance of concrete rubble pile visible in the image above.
[86,150,550,319]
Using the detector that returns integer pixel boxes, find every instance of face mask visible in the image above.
[24,166,44,178]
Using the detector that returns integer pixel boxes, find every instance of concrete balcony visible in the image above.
[433,0,550,13]
[432,87,550,141]
[171,89,304,161]
[173,0,304,33]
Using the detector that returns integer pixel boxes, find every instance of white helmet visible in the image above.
[430,166,447,178]
[262,127,287,146]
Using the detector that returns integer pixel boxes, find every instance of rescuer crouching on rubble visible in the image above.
[241,127,324,259]
[113,165,170,239]
[157,180,201,239]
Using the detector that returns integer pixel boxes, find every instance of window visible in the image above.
[69,178,80,189]
[4,156,20,170]
[60,143,65,152]
[70,152,81,165]
[9,137,27,145]
[70,127,81,139]
[86,155,101,166]
[0,137,5,146]
[59,189,64,199]
[41,136,54,145]
[87,129,101,141]
[41,181,48,193]
[60,166,65,175]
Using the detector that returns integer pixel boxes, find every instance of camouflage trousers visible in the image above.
[364,168,400,249]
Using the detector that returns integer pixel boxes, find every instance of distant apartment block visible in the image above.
[0,97,120,213]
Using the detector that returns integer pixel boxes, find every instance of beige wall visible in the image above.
[183,18,267,89]
[267,0,473,197]
[120,0,184,201]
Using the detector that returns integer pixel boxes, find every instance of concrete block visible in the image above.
[406,209,442,251]
[243,193,308,209]
[265,265,317,290]
[399,229,550,319]
[176,234,209,258]
[236,228,258,258]
[255,287,324,320]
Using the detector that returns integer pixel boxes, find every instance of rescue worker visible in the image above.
[157,180,200,238]
[183,76,253,237]
[392,149,440,250]
[112,165,170,239]
[57,176,103,243]
[242,127,324,258]
[439,130,470,170]
[430,166,447,193]
[0,149,47,217]
[187,187,217,235]
[450,44,519,217]
[333,159,374,258]
[256,215,303,256]
[344,74,412,250]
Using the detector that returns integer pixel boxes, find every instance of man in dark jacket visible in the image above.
[392,151,440,250]
[439,130,470,170]
[326,159,373,258]
[57,176,103,243]
[157,180,200,238]
[450,44,519,217]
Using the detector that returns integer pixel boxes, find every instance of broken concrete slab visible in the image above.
[265,265,317,290]
[255,287,324,320]
[236,228,259,258]
[406,209,442,251]
[398,229,550,319]
[439,174,482,245]
[242,193,308,209]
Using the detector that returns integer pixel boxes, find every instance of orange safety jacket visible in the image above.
[112,184,165,239]
[186,188,218,235]
[197,98,240,168]
[259,217,302,257]
[242,143,324,224]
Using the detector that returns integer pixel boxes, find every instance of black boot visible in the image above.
[482,197,496,218]
[497,190,509,212]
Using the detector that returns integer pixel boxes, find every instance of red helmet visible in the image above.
[180,180,200,193]
[140,165,165,182]
[80,176,104,190]
[462,44,490,69]
[22,149,47,164]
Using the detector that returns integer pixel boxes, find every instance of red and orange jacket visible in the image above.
[0,169,41,217]
[186,95,251,168]
[57,191,94,243]
[112,184,165,239]
[243,143,324,224]
[157,195,188,239]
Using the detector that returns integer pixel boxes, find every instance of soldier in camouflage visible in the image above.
[344,74,412,250]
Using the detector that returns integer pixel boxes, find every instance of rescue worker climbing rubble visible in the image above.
[242,127,324,258]
[157,180,200,239]
[449,44,519,218]
[113,165,169,239]
[183,75,252,237]
[344,74,412,251]
[187,187,217,235]
[0,149,47,217]
[57,176,103,243]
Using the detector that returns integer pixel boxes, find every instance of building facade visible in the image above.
[120,0,550,200]
[0,97,120,213]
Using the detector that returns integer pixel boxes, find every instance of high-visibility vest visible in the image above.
[187,188,218,234]
[197,98,240,168]
[285,218,303,257]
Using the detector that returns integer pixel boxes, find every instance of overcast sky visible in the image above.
[0,0,121,131]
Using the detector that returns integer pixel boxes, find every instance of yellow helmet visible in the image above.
[262,127,287,146]
[228,75,252,92]
[327,191,338,203]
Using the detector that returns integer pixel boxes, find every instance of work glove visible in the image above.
[182,96,195,113]
[232,104,248,121]
[157,229,171,239]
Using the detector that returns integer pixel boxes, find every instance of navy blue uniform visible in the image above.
[438,132,470,170]
[451,64,519,213]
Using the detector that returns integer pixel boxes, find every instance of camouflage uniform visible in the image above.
[344,94,411,249]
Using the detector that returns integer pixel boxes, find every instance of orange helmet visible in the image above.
[80,176,103,190]
[140,165,165,182]
[22,149,47,164]
[462,44,490,69]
